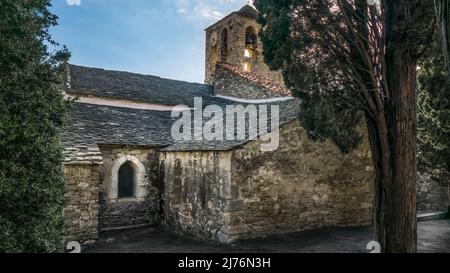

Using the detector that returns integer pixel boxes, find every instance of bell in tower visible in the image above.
[246,33,254,45]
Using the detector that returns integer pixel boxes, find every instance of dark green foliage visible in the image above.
[0,0,70,252]
[297,94,363,154]
[255,0,363,153]
[255,0,447,165]
[254,0,442,253]
[417,41,450,175]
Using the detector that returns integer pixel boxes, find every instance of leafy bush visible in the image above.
[0,0,69,252]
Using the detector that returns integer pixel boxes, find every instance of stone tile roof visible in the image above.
[61,102,175,164]
[62,65,300,163]
[67,64,215,107]
[62,143,103,165]
[237,5,258,19]
[218,63,292,97]
[161,98,301,152]
[205,5,258,31]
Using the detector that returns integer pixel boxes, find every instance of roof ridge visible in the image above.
[205,4,258,31]
[68,63,210,87]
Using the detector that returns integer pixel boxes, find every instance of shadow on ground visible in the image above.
[84,220,450,253]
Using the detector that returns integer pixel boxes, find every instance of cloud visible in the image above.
[66,0,81,6]
[193,2,224,20]
[174,0,240,21]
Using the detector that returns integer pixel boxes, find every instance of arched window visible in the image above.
[210,43,217,79]
[220,28,228,62]
[118,162,134,198]
[243,26,257,72]
[110,155,147,202]
[245,26,257,49]
[207,30,219,83]
[173,159,182,205]
[244,26,257,60]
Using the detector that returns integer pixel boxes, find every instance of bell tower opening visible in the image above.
[220,28,228,63]
[243,26,257,72]
[245,26,257,53]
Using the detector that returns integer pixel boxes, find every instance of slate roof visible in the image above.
[61,103,174,164]
[68,64,218,107]
[161,98,301,152]
[237,5,258,19]
[62,64,300,164]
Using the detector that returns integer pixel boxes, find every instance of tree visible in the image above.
[417,31,450,178]
[254,0,438,252]
[434,0,450,72]
[420,0,450,177]
[0,0,69,252]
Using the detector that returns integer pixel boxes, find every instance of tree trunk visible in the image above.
[434,0,450,72]
[365,0,419,253]
[365,115,388,251]
[384,60,418,253]
[366,62,418,253]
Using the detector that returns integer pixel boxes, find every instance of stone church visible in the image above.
[61,5,374,245]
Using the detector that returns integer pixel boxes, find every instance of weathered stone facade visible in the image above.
[227,121,374,242]
[205,7,284,86]
[161,121,374,243]
[63,146,163,244]
[160,151,233,242]
[97,145,160,230]
[214,65,284,100]
[417,173,450,212]
[63,164,100,245]
[60,4,450,248]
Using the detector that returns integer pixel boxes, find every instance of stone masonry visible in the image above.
[205,6,284,86]
[97,145,160,230]
[63,164,100,245]
[214,64,286,100]
[61,4,448,247]
[161,151,233,242]
[227,121,374,242]
[417,172,449,212]
[161,121,374,243]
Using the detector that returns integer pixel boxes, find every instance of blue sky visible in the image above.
[50,0,248,83]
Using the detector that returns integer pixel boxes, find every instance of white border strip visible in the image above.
[64,94,190,111]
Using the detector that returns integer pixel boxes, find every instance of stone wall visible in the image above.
[417,172,449,212]
[161,120,374,244]
[63,164,100,245]
[98,145,160,230]
[213,65,283,100]
[161,151,233,243]
[226,120,374,242]
[205,13,284,86]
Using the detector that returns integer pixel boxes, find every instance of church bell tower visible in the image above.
[204,4,284,86]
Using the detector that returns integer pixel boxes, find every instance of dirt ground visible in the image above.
[84,219,450,253]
